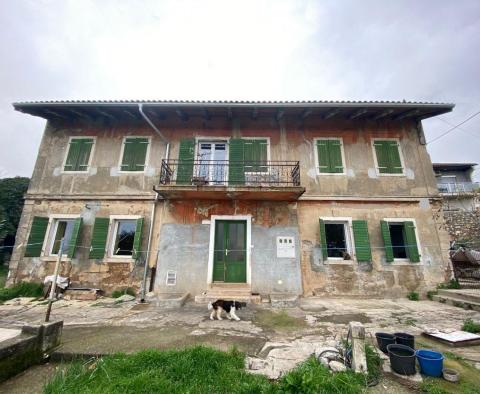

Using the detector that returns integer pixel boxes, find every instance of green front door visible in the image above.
[213,220,247,283]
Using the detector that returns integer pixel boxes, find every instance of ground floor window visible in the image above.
[320,219,352,260]
[111,219,137,256]
[388,223,407,259]
[381,219,420,263]
[49,219,76,255]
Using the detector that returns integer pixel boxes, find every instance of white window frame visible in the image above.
[43,214,81,258]
[194,137,230,184]
[61,136,96,174]
[382,217,422,264]
[320,216,356,264]
[371,137,406,177]
[107,215,141,259]
[243,137,271,175]
[313,137,346,176]
[117,136,152,174]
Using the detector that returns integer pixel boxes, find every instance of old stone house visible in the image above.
[7,100,454,300]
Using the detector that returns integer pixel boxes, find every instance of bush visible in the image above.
[437,279,461,290]
[0,282,44,303]
[111,287,136,298]
[407,291,419,301]
[427,290,438,300]
[462,318,480,334]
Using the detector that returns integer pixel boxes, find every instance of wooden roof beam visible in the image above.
[227,107,233,120]
[276,109,285,121]
[203,108,211,121]
[322,108,341,119]
[372,109,394,120]
[96,109,115,120]
[176,109,189,121]
[349,108,368,120]
[43,109,68,119]
[394,109,421,120]
[251,107,258,120]
[300,108,312,119]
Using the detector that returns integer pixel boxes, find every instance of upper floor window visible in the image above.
[63,137,94,172]
[314,138,345,174]
[120,137,150,172]
[372,139,404,175]
[244,139,268,173]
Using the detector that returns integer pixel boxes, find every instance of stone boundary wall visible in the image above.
[443,210,480,245]
[0,320,63,382]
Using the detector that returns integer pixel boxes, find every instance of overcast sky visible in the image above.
[1,0,479,179]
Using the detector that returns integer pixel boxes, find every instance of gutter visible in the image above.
[138,103,170,301]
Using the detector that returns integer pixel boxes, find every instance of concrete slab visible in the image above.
[0,328,21,342]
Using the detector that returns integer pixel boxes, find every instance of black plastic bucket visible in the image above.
[387,344,416,375]
[394,332,415,349]
[375,332,395,354]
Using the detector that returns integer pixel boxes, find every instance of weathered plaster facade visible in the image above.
[9,100,454,298]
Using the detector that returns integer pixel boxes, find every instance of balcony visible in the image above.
[437,182,479,195]
[154,160,305,200]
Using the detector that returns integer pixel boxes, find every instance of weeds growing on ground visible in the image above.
[407,291,419,301]
[0,281,43,303]
[111,287,136,298]
[462,318,480,334]
[44,344,383,394]
[427,290,438,300]
[437,279,461,290]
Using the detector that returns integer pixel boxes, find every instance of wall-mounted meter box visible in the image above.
[276,236,295,258]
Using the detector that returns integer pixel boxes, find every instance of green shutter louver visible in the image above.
[404,221,420,262]
[374,140,403,174]
[64,138,94,171]
[121,138,149,172]
[67,218,82,258]
[24,217,49,257]
[352,220,372,262]
[89,218,109,259]
[132,218,144,260]
[319,219,328,260]
[244,139,268,172]
[316,139,343,173]
[229,139,245,185]
[177,138,195,184]
[380,220,394,262]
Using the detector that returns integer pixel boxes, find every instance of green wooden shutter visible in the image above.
[24,217,48,257]
[374,141,389,174]
[380,220,394,262]
[89,218,109,259]
[177,138,195,184]
[228,139,245,185]
[404,221,420,262]
[244,139,267,172]
[319,219,328,260]
[352,220,372,262]
[387,141,403,174]
[316,140,330,173]
[121,138,148,171]
[67,218,82,258]
[328,140,344,173]
[64,139,93,171]
[132,218,144,260]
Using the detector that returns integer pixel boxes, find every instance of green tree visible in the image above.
[0,177,30,265]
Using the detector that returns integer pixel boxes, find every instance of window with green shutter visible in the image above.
[24,217,49,257]
[404,221,420,262]
[373,140,403,174]
[177,138,195,184]
[352,220,372,262]
[228,139,245,185]
[380,220,394,262]
[120,137,149,172]
[244,139,268,172]
[316,139,344,174]
[381,220,420,263]
[89,218,109,259]
[64,138,94,172]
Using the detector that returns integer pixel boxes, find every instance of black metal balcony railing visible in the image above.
[437,182,479,194]
[160,160,301,187]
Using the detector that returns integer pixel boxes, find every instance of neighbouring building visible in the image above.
[433,162,480,247]
[7,100,454,299]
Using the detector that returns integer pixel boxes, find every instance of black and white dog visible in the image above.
[208,300,247,321]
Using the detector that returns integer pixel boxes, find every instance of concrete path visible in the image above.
[0,328,21,343]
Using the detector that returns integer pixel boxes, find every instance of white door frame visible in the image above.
[207,215,252,285]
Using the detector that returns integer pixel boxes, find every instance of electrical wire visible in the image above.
[427,110,480,145]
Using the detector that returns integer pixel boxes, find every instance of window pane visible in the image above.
[51,220,75,255]
[114,220,136,255]
[389,224,407,259]
[325,223,348,258]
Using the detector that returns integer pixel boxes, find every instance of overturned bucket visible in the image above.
[376,332,395,354]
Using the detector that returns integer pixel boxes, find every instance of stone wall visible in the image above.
[443,209,480,246]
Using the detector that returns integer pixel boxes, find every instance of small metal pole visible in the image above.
[45,238,65,322]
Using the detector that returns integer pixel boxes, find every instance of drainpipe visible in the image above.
[138,103,170,301]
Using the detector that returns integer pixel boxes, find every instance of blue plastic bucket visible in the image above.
[416,349,444,377]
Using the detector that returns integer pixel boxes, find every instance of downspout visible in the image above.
[138,103,170,301]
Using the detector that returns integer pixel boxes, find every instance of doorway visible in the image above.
[197,141,228,185]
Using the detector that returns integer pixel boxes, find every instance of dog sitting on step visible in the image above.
[208,300,247,321]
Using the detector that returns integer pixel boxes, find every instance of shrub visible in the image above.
[427,290,438,300]
[111,287,136,298]
[407,291,419,301]
[0,282,44,303]
[462,318,480,334]
[437,279,460,290]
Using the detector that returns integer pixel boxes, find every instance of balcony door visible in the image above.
[197,141,227,185]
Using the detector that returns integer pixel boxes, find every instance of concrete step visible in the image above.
[432,294,480,312]
[437,289,480,304]
[195,294,262,304]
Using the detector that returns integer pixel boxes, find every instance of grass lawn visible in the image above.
[0,281,44,303]
[44,346,381,394]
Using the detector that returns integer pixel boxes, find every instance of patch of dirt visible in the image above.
[254,310,308,333]
[315,313,371,324]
